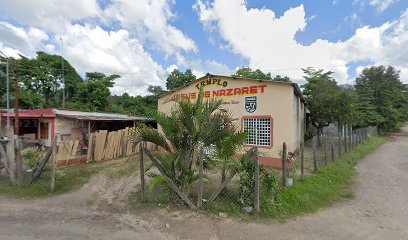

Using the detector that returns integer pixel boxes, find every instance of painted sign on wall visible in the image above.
[167,78,267,102]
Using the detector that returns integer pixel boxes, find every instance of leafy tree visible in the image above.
[302,67,340,142]
[355,65,408,130]
[147,85,167,96]
[166,69,196,91]
[71,72,119,111]
[232,67,290,82]
[335,84,358,126]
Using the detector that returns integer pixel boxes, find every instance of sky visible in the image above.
[0,0,407,96]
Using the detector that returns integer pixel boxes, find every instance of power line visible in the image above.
[4,60,157,76]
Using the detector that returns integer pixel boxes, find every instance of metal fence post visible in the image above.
[312,137,318,172]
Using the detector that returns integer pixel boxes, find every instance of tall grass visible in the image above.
[260,137,387,219]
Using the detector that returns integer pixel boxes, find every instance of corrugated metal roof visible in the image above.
[1,108,152,121]
[0,108,55,118]
[54,109,151,121]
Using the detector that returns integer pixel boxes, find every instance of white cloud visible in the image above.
[104,0,198,59]
[195,0,408,84]
[0,0,101,32]
[0,0,200,95]
[370,0,399,13]
[0,22,48,55]
[0,43,23,58]
[58,24,166,96]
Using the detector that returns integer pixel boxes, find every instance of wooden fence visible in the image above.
[56,127,156,166]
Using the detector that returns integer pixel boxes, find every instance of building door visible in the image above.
[40,122,49,139]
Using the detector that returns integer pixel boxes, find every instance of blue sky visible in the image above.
[0,0,407,95]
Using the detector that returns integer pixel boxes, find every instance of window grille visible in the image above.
[243,118,271,146]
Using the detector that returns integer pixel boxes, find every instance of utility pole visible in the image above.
[6,57,9,127]
[0,50,10,127]
[14,62,22,186]
[60,37,65,109]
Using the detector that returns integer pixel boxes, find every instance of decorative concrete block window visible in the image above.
[243,117,272,147]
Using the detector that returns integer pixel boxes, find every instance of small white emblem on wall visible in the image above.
[245,96,257,113]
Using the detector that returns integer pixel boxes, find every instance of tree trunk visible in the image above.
[317,128,323,147]
[221,167,226,184]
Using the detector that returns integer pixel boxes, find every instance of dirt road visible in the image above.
[1,127,407,240]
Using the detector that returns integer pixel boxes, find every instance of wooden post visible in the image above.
[5,127,16,185]
[15,139,22,186]
[143,148,196,209]
[282,142,287,187]
[139,141,145,202]
[338,134,342,157]
[197,145,204,208]
[331,140,335,162]
[300,142,304,181]
[324,135,327,166]
[344,126,348,153]
[356,129,360,144]
[312,137,318,172]
[50,135,57,192]
[254,147,260,213]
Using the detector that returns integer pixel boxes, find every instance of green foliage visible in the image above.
[260,137,387,219]
[232,67,290,82]
[21,147,46,171]
[72,79,112,111]
[355,66,408,130]
[0,52,164,117]
[212,122,246,183]
[135,88,244,196]
[166,69,196,91]
[261,168,280,197]
[148,175,167,193]
[237,154,255,206]
[302,67,342,132]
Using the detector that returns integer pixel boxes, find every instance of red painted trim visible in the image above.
[258,156,293,169]
[241,115,274,149]
[50,118,55,141]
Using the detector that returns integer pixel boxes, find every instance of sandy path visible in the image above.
[0,127,407,240]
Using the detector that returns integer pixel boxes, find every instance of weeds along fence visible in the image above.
[0,137,56,189]
[137,126,378,215]
[0,127,157,192]
[138,145,266,213]
[300,126,378,178]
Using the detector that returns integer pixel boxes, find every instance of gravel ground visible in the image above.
[0,126,407,240]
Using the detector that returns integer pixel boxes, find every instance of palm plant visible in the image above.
[136,89,243,194]
[211,123,246,184]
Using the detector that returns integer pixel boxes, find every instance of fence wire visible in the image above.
[138,126,378,215]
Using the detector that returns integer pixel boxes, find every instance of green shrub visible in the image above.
[21,147,46,171]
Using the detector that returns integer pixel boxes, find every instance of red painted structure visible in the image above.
[1,108,56,141]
